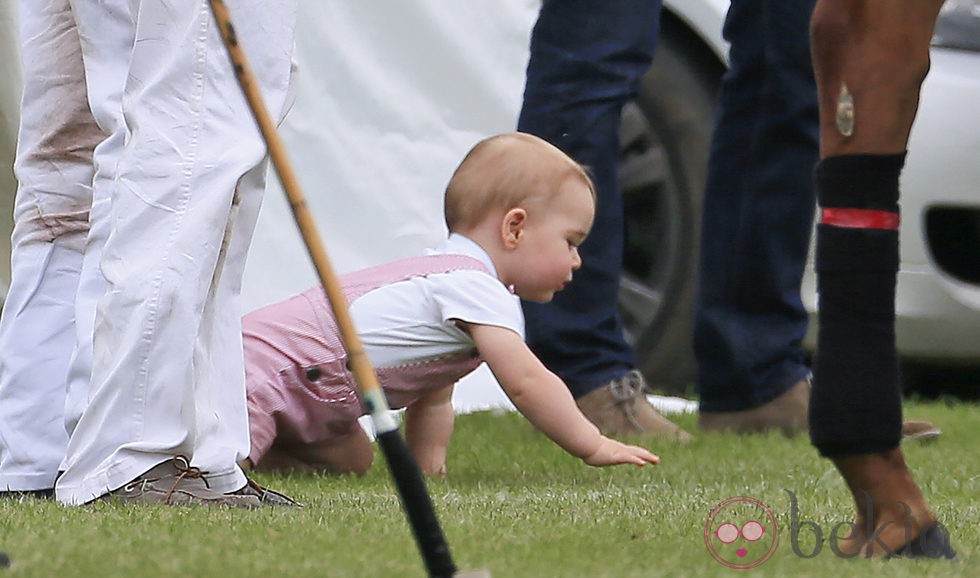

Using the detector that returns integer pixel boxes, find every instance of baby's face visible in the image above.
[510,177,595,302]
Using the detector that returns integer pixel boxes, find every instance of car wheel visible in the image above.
[617,23,723,394]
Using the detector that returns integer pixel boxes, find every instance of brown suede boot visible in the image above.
[698,377,810,436]
[901,420,942,441]
[575,370,692,442]
[698,378,941,440]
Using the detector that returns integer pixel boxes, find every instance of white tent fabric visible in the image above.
[242,1,540,309]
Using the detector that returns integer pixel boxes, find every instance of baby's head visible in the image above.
[444,132,596,302]
[444,132,595,233]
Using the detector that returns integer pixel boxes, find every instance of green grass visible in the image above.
[1,399,976,577]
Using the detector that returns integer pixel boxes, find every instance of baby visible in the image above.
[242,132,660,476]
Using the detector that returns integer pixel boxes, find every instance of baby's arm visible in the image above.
[404,384,456,477]
[461,322,659,467]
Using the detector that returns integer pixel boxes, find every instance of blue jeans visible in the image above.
[517,0,661,398]
[695,0,819,412]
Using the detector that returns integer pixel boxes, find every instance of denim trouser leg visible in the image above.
[695,0,819,412]
[517,0,661,398]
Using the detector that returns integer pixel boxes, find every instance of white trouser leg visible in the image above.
[192,161,269,491]
[194,60,296,487]
[62,194,109,442]
[61,0,133,445]
[0,241,82,491]
[57,0,297,504]
[0,0,102,491]
[193,64,296,492]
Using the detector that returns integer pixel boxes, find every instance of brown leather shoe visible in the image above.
[104,456,260,508]
[575,370,692,442]
[698,377,810,436]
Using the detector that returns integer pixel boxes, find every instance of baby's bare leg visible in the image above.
[255,426,375,476]
[250,448,318,474]
[295,426,375,475]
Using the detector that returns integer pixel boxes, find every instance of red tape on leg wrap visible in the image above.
[820,208,900,230]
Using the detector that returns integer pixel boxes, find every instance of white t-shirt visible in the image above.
[350,234,524,368]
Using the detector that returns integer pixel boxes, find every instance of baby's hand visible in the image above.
[583,437,660,467]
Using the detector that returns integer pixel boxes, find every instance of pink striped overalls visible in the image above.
[244,254,489,464]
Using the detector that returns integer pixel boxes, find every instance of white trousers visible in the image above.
[0,0,296,504]
[0,0,105,492]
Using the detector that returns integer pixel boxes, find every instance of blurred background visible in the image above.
[1,0,978,400]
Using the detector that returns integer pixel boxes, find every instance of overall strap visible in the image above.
[298,254,493,333]
[339,254,491,303]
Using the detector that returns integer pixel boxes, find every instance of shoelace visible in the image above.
[163,456,210,504]
[121,455,211,505]
[606,370,647,430]
[238,477,299,506]
[242,478,268,497]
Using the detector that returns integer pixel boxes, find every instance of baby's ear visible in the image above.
[501,207,527,248]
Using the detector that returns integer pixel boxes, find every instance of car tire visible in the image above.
[617,22,723,394]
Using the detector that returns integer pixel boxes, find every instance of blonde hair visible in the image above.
[444,132,595,232]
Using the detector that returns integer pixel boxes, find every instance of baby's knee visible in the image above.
[306,450,373,476]
[333,437,375,476]
[298,430,375,476]
[344,451,374,477]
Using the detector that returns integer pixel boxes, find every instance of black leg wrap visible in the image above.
[810,154,905,458]
[815,153,904,210]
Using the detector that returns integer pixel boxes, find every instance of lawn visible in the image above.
[0,398,975,577]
